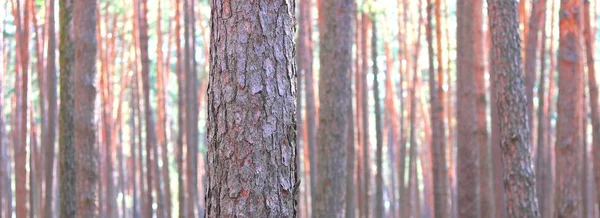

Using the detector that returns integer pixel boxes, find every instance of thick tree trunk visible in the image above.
[488,0,541,217]
[205,0,298,216]
[456,0,481,217]
[554,0,585,217]
[73,0,98,216]
[314,0,353,216]
[43,0,57,216]
[583,0,600,214]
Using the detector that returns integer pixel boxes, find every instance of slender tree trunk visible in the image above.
[355,12,364,218]
[298,0,317,216]
[361,13,371,218]
[396,1,408,216]
[554,0,585,217]
[173,0,187,216]
[426,0,448,217]
[456,0,481,216]
[205,0,298,216]
[583,0,600,214]
[15,0,31,216]
[524,0,547,150]
[407,4,422,216]
[535,6,551,217]
[384,38,399,218]
[58,0,75,216]
[345,2,357,216]
[487,1,541,217]
[43,0,57,216]
[155,1,172,216]
[73,0,98,216]
[183,0,198,216]
[371,15,384,218]
[543,4,556,217]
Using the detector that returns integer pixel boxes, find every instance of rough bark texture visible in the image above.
[456,0,480,217]
[523,0,547,143]
[205,0,298,217]
[73,0,98,216]
[58,0,76,216]
[314,0,353,217]
[372,17,384,218]
[426,0,448,217]
[554,0,585,217]
[487,0,541,217]
[583,0,600,214]
[44,0,57,217]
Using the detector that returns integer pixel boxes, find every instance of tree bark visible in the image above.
[173,0,187,216]
[456,0,481,217]
[73,0,98,216]
[554,0,585,217]
[184,0,199,216]
[487,0,541,217]
[205,0,298,217]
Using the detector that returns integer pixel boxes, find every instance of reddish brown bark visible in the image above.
[555,0,585,217]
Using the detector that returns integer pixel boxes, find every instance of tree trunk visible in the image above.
[58,0,76,216]
[396,1,408,216]
[43,0,57,216]
[361,13,371,218]
[583,0,600,214]
[371,16,384,218]
[184,0,198,216]
[488,0,541,217]
[73,0,98,216]
[407,4,422,216]
[174,0,187,216]
[345,2,357,216]
[554,0,585,217]
[384,39,399,218]
[314,0,353,216]
[14,0,31,216]
[523,0,547,149]
[298,0,317,216]
[205,0,298,216]
[156,1,172,216]
[535,5,551,217]
[456,0,481,217]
